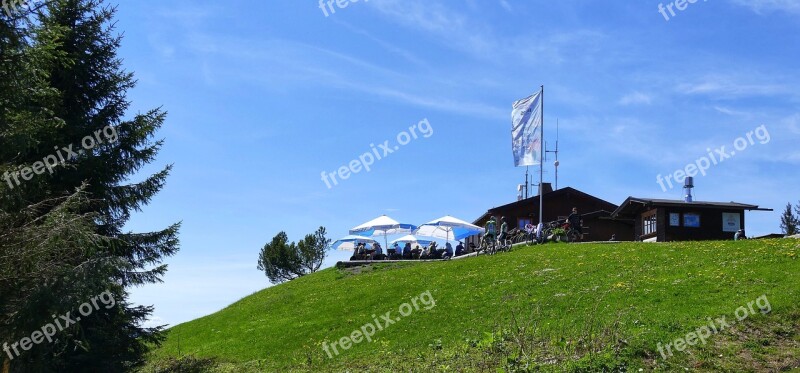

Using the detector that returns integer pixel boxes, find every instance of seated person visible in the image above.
[402,242,412,259]
[427,242,439,259]
[455,241,465,256]
[420,245,430,259]
[364,244,376,260]
[444,242,454,258]
[411,245,422,259]
[388,242,399,258]
[372,243,384,260]
[352,243,366,260]
[468,242,477,253]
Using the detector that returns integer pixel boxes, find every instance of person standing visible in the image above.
[567,207,582,234]
[499,216,509,242]
[483,216,497,247]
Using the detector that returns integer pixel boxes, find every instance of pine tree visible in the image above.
[779,202,798,236]
[1,0,179,369]
[1,6,123,371]
[258,227,331,284]
[794,201,800,235]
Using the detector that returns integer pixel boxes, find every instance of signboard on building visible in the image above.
[722,212,741,232]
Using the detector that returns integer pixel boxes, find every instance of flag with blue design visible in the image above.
[511,91,542,167]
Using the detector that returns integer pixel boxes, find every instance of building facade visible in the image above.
[611,197,771,242]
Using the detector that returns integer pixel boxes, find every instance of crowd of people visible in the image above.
[349,240,477,261]
[349,209,587,262]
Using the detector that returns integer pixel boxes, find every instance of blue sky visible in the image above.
[116,0,800,327]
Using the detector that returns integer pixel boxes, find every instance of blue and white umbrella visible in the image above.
[414,215,485,244]
[349,215,417,248]
[332,235,377,251]
[390,234,433,248]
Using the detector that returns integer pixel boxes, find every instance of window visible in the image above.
[684,213,700,228]
[669,213,680,226]
[642,210,657,236]
[518,218,531,230]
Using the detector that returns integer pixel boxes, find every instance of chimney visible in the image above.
[539,183,553,195]
[684,177,694,202]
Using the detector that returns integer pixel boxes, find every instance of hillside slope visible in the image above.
[146,240,800,372]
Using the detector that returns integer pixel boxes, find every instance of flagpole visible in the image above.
[539,85,544,228]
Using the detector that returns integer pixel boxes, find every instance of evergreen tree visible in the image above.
[779,202,798,236]
[794,201,800,235]
[1,5,122,371]
[258,227,331,284]
[1,0,179,369]
[297,227,331,274]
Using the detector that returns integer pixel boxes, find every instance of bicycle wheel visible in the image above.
[487,240,497,255]
[567,229,581,243]
[542,228,553,242]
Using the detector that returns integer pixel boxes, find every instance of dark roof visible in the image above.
[472,186,619,224]
[611,197,772,218]
[753,233,787,239]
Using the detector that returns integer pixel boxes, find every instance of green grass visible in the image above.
[143,239,800,372]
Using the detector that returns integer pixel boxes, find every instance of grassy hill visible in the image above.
[144,240,800,372]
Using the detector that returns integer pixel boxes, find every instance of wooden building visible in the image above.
[610,197,771,242]
[468,184,635,244]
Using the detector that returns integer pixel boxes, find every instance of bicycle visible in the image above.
[542,220,581,243]
[479,235,496,255]
[498,235,513,253]
[524,223,542,245]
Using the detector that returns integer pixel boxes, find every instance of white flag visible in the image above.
[511,91,542,167]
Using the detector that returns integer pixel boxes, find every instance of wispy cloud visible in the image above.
[180,35,505,118]
[368,0,496,57]
[783,113,800,134]
[499,0,512,12]
[619,92,652,106]
[367,0,608,66]
[676,74,790,98]
[713,106,753,118]
[729,0,800,15]
[333,20,431,68]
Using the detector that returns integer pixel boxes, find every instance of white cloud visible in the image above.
[677,75,790,98]
[499,0,512,12]
[713,106,752,118]
[730,0,800,14]
[783,113,800,134]
[140,315,168,329]
[367,0,609,66]
[619,92,652,106]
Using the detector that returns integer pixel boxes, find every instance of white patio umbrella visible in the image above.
[414,215,485,244]
[349,215,417,248]
[331,235,377,251]
[390,234,433,247]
